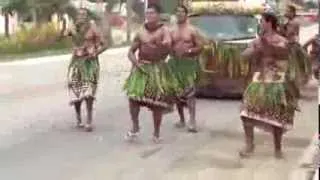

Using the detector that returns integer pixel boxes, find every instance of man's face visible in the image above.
[77,9,88,23]
[260,17,270,32]
[285,8,293,18]
[175,7,187,23]
[145,8,159,24]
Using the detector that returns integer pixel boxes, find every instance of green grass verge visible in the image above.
[0,41,131,62]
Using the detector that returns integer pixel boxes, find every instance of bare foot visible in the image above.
[175,122,186,128]
[187,126,198,133]
[274,151,284,159]
[76,122,85,128]
[84,124,93,132]
[124,130,139,141]
[239,146,255,158]
[152,136,163,144]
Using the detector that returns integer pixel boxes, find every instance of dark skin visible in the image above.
[303,34,320,79]
[64,9,108,131]
[303,34,319,60]
[240,17,289,159]
[127,7,171,142]
[280,7,300,43]
[170,7,202,132]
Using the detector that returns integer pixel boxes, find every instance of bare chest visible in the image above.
[172,29,193,43]
[140,29,164,45]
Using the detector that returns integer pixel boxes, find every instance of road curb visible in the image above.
[289,133,319,180]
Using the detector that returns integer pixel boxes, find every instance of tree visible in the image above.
[2,0,73,25]
[1,0,27,37]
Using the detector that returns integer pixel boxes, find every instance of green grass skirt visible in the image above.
[123,63,182,109]
[287,43,312,85]
[67,56,100,104]
[242,73,298,130]
[167,57,200,90]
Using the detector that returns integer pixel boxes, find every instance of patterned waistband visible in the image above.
[169,56,197,61]
[252,72,286,83]
[139,59,165,64]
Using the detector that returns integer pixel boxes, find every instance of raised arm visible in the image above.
[303,36,316,50]
[241,40,259,59]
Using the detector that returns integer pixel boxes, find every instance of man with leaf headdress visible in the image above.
[63,8,108,132]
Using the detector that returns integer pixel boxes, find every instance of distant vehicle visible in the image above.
[188,8,260,98]
[297,11,318,25]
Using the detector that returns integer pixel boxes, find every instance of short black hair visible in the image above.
[147,4,162,13]
[176,5,188,14]
[287,5,296,15]
[262,12,278,30]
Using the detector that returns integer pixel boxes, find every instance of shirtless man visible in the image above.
[62,8,108,131]
[280,5,300,43]
[280,5,310,93]
[123,4,176,143]
[240,12,298,159]
[303,34,320,79]
[168,5,202,133]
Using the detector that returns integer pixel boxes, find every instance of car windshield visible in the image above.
[189,15,258,40]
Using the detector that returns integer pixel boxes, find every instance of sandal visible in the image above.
[174,122,186,128]
[152,136,163,144]
[187,125,198,133]
[76,122,85,128]
[187,127,198,133]
[124,130,139,141]
[84,124,93,132]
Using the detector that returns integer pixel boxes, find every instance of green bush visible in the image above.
[0,22,72,55]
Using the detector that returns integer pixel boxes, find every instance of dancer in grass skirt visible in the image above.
[64,8,108,132]
[123,4,181,143]
[303,34,320,79]
[280,5,311,91]
[239,12,299,159]
[168,5,202,133]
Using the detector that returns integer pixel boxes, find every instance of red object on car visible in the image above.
[109,14,127,29]
[297,11,318,23]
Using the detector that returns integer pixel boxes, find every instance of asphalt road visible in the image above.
[0,24,318,180]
